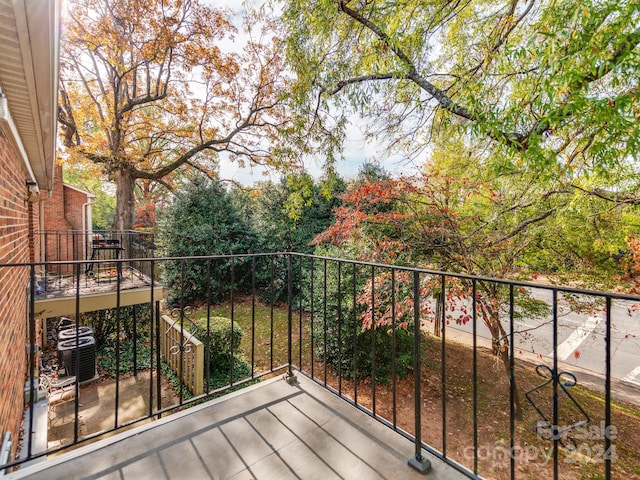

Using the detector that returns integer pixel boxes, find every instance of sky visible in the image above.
[218,121,414,186]
[209,0,418,186]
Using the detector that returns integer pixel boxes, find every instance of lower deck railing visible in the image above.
[3,253,639,479]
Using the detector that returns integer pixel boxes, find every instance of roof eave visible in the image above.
[0,0,60,194]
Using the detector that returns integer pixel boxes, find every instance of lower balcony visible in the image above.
[3,253,640,479]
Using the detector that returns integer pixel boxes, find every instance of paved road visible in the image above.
[427,286,640,390]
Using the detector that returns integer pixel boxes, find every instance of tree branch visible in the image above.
[334,0,529,149]
[572,185,640,206]
[331,1,640,153]
[329,73,395,94]
[57,83,80,148]
[492,206,561,245]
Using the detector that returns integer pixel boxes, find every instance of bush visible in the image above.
[161,257,254,306]
[208,356,252,390]
[305,248,415,382]
[249,172,344,304]
[80,305,150,349]
[312,305,415,383]
[189,316,242,371]
[97,339,151,377]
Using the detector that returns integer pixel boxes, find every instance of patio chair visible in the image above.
[38,373,77,427]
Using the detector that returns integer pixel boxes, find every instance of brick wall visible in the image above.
[0,129,38,456]
[41,164,74,263]
[63,185,90,261]
[41,163,93,265]
[64,186,88,231]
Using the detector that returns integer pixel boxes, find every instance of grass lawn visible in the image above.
[189,298,310,375]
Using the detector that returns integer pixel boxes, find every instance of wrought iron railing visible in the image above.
[4,253,640,479]
[38,230,155,262]
[36,230,155,291]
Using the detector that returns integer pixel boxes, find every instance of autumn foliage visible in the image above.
[313,172,553,418]
[59,0,295,231]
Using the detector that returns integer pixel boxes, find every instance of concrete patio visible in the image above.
[10,374,468,480]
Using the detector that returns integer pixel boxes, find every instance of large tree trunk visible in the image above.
[115,167,136,232]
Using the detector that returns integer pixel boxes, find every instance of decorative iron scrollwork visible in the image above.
[171,306,193,319]
[165,306,195,355]
[524,364,590,450]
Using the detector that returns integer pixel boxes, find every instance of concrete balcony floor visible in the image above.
[10,374,467,480]
[35,267,164,318]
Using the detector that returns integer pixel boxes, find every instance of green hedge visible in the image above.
[189,316,242,371]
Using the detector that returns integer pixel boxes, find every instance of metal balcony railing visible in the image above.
[4,253,639,479]
[36,230,156,291]
[38,230,155,262]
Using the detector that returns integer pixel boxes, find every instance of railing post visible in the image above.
[26,264,36,459]
[74,261,81,442]
[299,257,303,370]
[605,296,612,480]
[323,258,328,385]
[352,262,357,404]
[440,275,446,457]
[552,289,559,478]
[230,257,235,387]
[509,284,515,479]
[148,259,155,417]
[114,260,122,429]
[472,279,478,475]
[155,300,162,414]
[337,261,342,394]
[269,256,275,371]
[284,254,297,384]
[206,258,212,393]
[310,257,315,379]
[370,265,376,416]
[250,257,255,379]
[408,270,431,474]
[391,268,397,428]
[178,259,185,405]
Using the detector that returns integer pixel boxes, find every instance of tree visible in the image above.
[426,134,639,286]
[253,170,344,253]
[279,0,640,421]
[157,178,258,305]
[353,162,392,185]
[281,0,640,186]
[312,168,598,418]
[59,0,294,231]
[245,169,344,302]
[62,162,115,229]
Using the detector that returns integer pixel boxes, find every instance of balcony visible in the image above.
[4,253,640,479]
[35,230,161,317]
